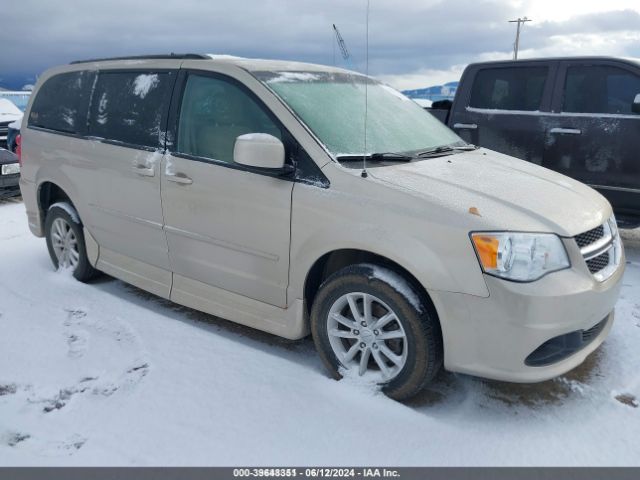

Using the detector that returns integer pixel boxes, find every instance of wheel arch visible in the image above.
[303,248,441,327]
[37,181,76,228]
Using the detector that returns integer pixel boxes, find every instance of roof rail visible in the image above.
[70,53,209,65]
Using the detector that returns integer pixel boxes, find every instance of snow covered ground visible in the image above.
[0,197,639,466]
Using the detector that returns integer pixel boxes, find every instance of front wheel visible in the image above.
[45,202,98,282]
[310,263,443,400]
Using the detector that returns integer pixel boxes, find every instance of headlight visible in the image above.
[1,163,20,175]
[471,232,570,282]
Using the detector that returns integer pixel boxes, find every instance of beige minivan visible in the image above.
[19,54,624,400]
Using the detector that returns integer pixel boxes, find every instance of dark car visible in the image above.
[430,56,640,228]
[0,148,20,198]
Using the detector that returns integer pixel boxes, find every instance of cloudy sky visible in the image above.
[2,0,640,90]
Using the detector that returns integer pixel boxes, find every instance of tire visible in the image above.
[45,202,98,282]
[310,263,443,401]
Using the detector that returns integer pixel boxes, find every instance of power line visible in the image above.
[509,17,532,60]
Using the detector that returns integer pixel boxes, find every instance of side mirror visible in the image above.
[633,94,640,114]
[233,133,286,171]
[431,99,453,111]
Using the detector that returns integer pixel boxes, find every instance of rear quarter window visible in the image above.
[469,66,548,111]
[28,71,94,134]
[88,71,174,148]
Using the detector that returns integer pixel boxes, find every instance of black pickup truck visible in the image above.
[429,56,640,228]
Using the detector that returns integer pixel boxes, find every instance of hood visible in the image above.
[0,148,19,165]
[368,148,611,237]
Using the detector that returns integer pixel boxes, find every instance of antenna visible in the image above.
[361,0,370,179]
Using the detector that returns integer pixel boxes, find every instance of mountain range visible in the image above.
[402,81,459,102]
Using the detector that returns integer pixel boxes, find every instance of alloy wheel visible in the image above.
[327,292,408,381]
[50,217,80,269]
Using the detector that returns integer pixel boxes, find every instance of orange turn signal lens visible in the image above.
[471,234,499,270]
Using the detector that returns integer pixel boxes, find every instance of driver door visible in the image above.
[160,70,294,308]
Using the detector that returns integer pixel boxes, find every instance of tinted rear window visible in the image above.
[469,67,548,111]
[28,71,94,133]
[563,65,640,114]
[88,71,174,148]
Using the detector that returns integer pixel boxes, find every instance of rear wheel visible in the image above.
[310,263,443,400]
[45,203,98,282]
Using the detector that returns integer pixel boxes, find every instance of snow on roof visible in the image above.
[0,98,23,117]
[206,54,247,61]
[244,59,352,74]
[57,55,359,80]
[204,54,354,74]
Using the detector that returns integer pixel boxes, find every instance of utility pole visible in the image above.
[509,17,531,60]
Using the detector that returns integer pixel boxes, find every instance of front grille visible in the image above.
[575,225,605,249]
[586,251,610,274]
[574,219,620,282]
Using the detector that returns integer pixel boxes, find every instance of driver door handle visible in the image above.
[166,173,193,185]
[550,128,582,135]
[453,123,478,130]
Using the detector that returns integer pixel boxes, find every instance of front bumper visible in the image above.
[430,238,624,383]
[0,173,21,199]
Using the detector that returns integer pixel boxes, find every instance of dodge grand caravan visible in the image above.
[19,54,624,400]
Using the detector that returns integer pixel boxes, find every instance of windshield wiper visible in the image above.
[337,152,414,162]
[416,144,479,158]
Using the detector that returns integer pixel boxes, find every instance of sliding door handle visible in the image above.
[133,165,155,177]
[549,128,581,135]
[453,123,478,130]
[166,173,193,185]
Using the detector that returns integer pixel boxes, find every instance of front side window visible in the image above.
[563,65,640,115]
[29,71,94,134]
[254,71,461,157]
[469,67,548,111]
[176,74,282,163]
[88,71,173,148]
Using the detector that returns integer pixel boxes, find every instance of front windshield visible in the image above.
[254,71,463,158]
